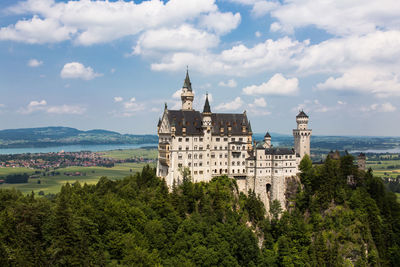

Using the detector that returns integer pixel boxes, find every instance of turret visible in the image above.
[181,69,194,110]
[263,132,271,148]
[293,110,312,159]
[202,93,212,130]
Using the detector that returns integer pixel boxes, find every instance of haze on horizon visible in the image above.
[0,0,399,136]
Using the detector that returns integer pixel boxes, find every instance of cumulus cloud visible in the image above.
[19,100,85,115]
[60,62,102,80]
[198,11,241,34]
[112,97,145,117]
[27,58,43,67]
[317,67,400,98]
[361,103,397,112]
[1,0,225,45]
[249,97,267,108]
[133,24,219,55]
[215,97,243,111]
[114,97,123,103]
[218,79,237,88]
[243,73,299,95]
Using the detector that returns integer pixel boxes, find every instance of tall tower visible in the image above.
[293,110,312,159]
[181,70,194,110]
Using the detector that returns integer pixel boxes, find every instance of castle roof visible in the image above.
[264,132,271,138]
[264,147,295,155]
[296,110,308,118]
[203,94,211,113]
[165,109,251,136]
[182,70,192,91]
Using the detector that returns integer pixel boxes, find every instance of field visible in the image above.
[0,148,158,195]
[100,148,158,160]
[0,162,155,195]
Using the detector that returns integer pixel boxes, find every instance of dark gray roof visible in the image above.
[168,110,203,135]
[296,110,308,118]
[203,94,211,113]
[166,110,251,136]
[183,70,192,91]
[264,147,295,155]
[210,113,250,136]
[264,132,271,138]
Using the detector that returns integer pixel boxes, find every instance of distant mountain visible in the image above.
[0,127,158,148]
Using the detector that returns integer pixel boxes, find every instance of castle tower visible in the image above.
[263,132,271,148]
[293,110,312,159]
[181,70,194,110]
[357,153,366,171]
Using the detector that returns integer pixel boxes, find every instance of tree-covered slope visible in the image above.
[0,127,158,148]
[0,156,399,266]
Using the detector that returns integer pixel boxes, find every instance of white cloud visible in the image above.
[172,89,182,99]
[251,1,279,17]
[27,58,43,67]
[114,97,123,103]
[198,11,241,34]
[255,31,261,37]
[151,37,308,75]
[0,15,76,44]
[243,73,299,95]
[60,62,102,80]
[19,100,85,115]
[249,97,267,108]
[317,67,400,98]
[218,79,237,88]
[46,105,86,114]
[269,0,400,36]
[361,102,397,112]
[215,97,243,111]
[2,0,218,45]
[133,24,219,55]
[112,97,145,117]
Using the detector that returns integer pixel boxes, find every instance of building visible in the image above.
[157,71,312,210]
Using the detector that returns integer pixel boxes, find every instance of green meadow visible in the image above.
[0,162,156,195]
[0,148,158,195]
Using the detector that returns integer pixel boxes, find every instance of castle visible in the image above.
[157,71,311,210]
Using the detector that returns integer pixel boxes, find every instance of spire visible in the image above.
[183,68,192,91]
[264,132,271,138]
[296,110,308,118]
[203,93,211,113]
[248,120,252,133]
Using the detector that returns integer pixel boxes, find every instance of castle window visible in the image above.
[275,170,278,173]
[211,153,215,158]
[243,169,246,173]
[219,154,223,158]
[239,138,243,141]
[186,138,189,142]
[194,145,198,150]
[220,146,223,150]
[179,146,182,150]
[224,138,228,141]
[216,138,220,141]
[199,171,203,174]
[194,154,198,159]
[232,170,235,173]
[231,138,235,141]
[200,138,203,141]
[275,163,278,166]
[225,154,228,158]
[232,162,235,166]
[214,146,217,150]
[199,154,203,159]
[186,146,189,150]
[199,146,203,150]
[194,171,198,175]
[242,161,245,165]
[178,153,182,160]
[194,163,197,167]
[194,137,198,142]
[199,162,203,166]
[189,162,191,166]
[178,163,182,167]
[178,138,182,142]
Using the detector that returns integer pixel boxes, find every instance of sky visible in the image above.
[0,0,399,136]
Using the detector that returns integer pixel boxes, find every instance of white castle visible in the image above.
[157,71,311,210]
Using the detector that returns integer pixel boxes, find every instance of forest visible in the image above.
[0,155,399,266]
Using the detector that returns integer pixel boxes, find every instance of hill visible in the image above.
[0,127,158,148]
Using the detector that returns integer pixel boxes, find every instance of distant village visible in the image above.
[0,151,155,170]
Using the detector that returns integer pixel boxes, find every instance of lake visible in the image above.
[0,143,157,155]
[350,147,400,154]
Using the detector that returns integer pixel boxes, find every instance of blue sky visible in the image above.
[0,0,399,136]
